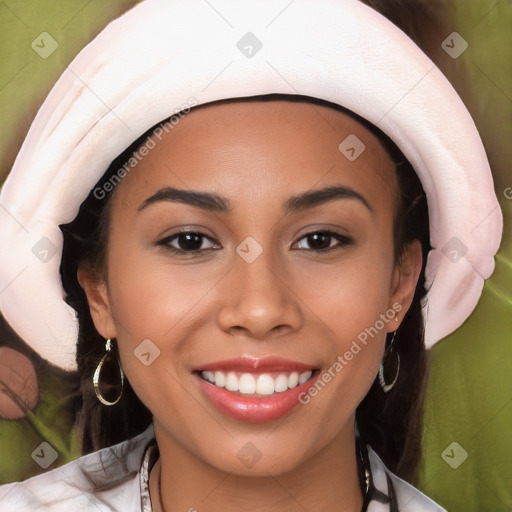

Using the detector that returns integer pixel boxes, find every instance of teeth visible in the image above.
[299,371,312,385]
[274,374,289,392]
[226,372,239,392]
[214,371,225,387]
[203,371,215,383]
[200,370,313,395]
[256,374,274,395]
[239,373,256,394]
[288,372,299,388]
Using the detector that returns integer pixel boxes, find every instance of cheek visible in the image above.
[292,243,395,410]
[106,255,218,352]
[103,239,226,399]
[299,246,394,339]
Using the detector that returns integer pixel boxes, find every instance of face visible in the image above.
[80,99,422,476]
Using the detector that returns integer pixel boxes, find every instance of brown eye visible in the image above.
[157,231,220,253]
[294,231,352,252]
[174,233,204,251]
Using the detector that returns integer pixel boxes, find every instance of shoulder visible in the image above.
[366,445,447,512]
[0,424,155,512]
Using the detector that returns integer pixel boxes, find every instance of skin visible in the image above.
[79,99,422,512]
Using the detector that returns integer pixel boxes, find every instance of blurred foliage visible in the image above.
[0,0,139,483]
[0,1,510,510]
[0,344,81,482]
[417,2,512,511]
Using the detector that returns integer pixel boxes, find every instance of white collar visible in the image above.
[0,423,445,511]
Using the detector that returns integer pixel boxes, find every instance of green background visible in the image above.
[0,1,510,510]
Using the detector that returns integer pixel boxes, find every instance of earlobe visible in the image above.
[388,239,423,331]
[77,266,117,339]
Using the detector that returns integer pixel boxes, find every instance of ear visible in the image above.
[77,265,117,340]
[387,239,423,332]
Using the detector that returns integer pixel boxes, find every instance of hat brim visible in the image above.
[0,0,503,371]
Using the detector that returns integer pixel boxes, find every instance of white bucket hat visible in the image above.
[0,0,503,371]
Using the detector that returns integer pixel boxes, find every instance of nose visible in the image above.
[216,247,303,340]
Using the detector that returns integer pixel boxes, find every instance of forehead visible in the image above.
[111,98,399,213]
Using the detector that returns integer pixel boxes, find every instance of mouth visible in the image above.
[194,368,319,397]
[192,357,321,422]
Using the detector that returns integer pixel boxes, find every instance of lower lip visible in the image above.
[194,372,320,423]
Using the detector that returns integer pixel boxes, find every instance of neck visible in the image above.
[150,418,363,512]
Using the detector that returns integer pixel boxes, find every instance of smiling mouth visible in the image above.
[193,357,322,422]
[195,369,319,397]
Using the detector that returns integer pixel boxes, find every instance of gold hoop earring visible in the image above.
[378,330,400,393]
[93,338,124,406]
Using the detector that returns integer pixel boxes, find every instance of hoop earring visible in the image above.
[378,330,400,393]
[93,338,124,406]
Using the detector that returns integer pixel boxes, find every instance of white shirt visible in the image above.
[0,425,446,511]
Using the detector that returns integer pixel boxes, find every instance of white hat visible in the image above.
[0,0,503,371]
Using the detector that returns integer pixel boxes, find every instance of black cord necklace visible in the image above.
[356,438,399,512]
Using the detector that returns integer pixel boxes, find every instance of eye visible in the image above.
[294,231,352,252]
[157,231,220,253]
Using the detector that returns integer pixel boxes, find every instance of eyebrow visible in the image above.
[137,185,372,214]
[284,185,373,215]
[138,188,230,213]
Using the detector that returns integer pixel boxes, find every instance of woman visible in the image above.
[0,0,502,511]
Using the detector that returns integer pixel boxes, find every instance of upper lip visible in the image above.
[194,356,316,373]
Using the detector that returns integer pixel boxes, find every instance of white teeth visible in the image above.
[299,370,312,385]
[256,374,275,395]
[288,372,299,388]
[214,371,226,387]
[274,374,289,392]
[225,372,239,392]
[203,371,215,383]
[239,373,256,394]
[200,370,314,396]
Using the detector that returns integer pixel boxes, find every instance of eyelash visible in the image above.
[156,229,353,255]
